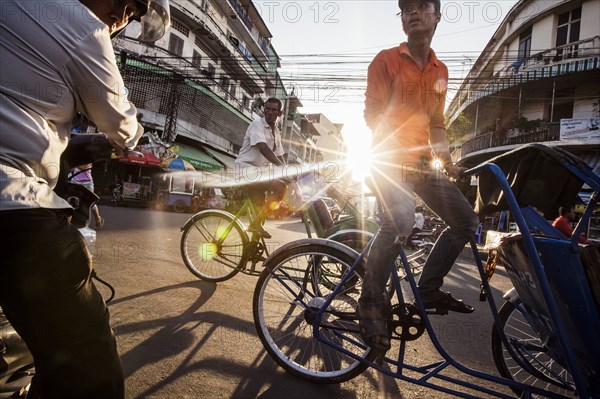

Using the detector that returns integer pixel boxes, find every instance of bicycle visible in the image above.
[252,144,600,398]
[179,195,271,282]
[179,172,432,283]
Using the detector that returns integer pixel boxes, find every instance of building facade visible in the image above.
[446,0,600,170]
[114,0,280,163]
[446,0,600,240]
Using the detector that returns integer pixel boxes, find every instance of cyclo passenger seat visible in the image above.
[474,144,600,393]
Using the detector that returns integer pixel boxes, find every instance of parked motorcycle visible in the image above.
[404,222,444,252]
[110,183,125,207]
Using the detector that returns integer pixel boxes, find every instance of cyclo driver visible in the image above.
[0,1,169,397]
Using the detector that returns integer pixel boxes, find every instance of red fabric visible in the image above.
[364,42,448,163]
[119,150,161,167]
[552,216,589,244]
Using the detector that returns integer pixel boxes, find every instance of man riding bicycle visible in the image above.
[358,0,480,352]
[235,97,288,239]
[0,0,169,397]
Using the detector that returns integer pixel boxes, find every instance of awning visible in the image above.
[119,149,161,167]
[203,147,237,169]
[174,142,221,171]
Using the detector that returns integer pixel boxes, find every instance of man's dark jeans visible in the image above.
[0,209,124,399]
[361,167,479,307]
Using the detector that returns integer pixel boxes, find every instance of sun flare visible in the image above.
[343,130,373,183]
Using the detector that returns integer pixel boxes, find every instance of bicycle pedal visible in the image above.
[425,307,449,315]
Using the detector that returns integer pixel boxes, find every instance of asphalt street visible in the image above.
[89,205,516,399]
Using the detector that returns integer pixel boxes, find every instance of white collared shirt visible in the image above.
[0,0,143,210]
[235,117,284,168]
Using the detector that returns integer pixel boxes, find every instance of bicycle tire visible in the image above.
[491,300,576,397]
[253,239,375,384]
[180,211,248,282]
[327,230,372,252]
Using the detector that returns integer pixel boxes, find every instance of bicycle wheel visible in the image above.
[491,300,576,397]
[180,211,248,282]
[253,239,375,384]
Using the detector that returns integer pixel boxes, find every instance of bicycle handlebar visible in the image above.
[62,133,148,168]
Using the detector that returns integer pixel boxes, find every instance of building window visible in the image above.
[171,19,190,37]
[192,50,202,68]
[556,7,581,47]
[168,34,184,56]
[242,95,250,109]
[552,101,574,123]
[518,26,532,62]
[220,76,229,93]
[205,63,215,78]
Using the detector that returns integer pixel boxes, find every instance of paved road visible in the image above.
[92,205,516,399]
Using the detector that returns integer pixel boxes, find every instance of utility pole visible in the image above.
[281,94,291,158]
[163,74,184,144]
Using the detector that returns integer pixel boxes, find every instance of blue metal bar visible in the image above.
[465,162,591,399]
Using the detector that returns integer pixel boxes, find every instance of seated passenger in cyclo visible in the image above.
[358,0,480,352]
[552,204,591,244]
[234,97,289,239]
[0,1,169,398]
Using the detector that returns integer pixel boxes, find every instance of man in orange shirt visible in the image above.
[358,0,480,352]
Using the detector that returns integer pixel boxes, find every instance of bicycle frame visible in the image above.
[256,144,599,398]
[271,232,571,398]
[219,199,270,275]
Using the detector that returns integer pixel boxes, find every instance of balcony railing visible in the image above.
[447,36,600,122]
[227,0,253,31]
[456,123,561,160]
[226,0,270,58]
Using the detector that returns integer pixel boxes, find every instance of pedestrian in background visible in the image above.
[69,163,104,229]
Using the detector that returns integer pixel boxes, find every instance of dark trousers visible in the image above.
[0,209,124,399]
[246,179,287,223]
[361,167,479,306]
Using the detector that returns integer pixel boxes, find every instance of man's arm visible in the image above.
[256,142,284,166]
[69,31,143,150]
[364,51,392,137]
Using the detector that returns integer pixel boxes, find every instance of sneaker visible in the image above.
[418,289,474,315]
[247,224,271,239]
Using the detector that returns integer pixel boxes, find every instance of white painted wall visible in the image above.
[581,0,600,38]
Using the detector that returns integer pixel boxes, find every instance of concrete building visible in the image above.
[445,0,600,239]
[446,0,599,170]
[113,0,283,169]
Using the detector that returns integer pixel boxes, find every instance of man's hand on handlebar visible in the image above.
[107,137,124,157]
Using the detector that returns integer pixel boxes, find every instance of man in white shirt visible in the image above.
[235,98,287,238]
[0,0,169,397]
[414,205,425,231]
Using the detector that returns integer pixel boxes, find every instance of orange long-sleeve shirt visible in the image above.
[364,42,448,165]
